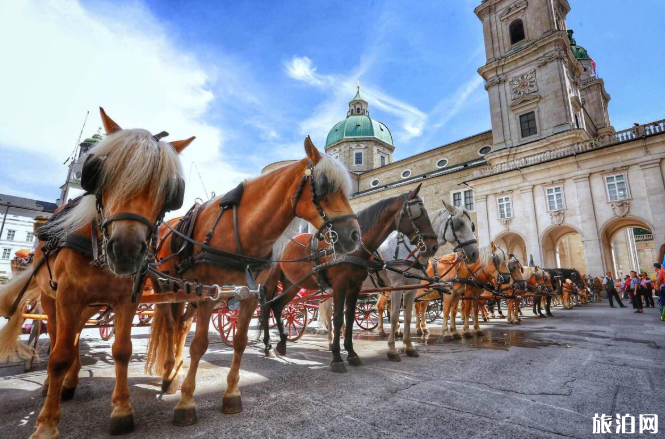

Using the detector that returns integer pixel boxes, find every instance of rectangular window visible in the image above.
[546,186,564,211]
[1,248,10,259]
[354,151,363,166]
[380,155,386,167]
[606,174,628,201]
[26,232,34,243]
[520,111,537,138]
[6,230,15,241]
[452,189,474,211]
[497,196,513,219]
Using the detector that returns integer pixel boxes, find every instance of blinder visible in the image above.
[164,177,186,211]
[81,154,105,193]
[313,173,330,200]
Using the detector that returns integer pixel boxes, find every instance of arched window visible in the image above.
[509,19,525,45]
[356,106,361,114]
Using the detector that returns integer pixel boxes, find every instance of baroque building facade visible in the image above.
[267,0,664,277]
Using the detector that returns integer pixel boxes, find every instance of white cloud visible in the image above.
[0,0,249,213]
[429,76,485,129]
[284,56,427,144]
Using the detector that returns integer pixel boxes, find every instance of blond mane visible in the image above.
[479,244,508,268]
[42,129,184,237]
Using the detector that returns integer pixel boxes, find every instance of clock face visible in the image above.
[510,71,537,98]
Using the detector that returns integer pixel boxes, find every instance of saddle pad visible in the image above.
[170,203,202,255]
[219,182,244,209]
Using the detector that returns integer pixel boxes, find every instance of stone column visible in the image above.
[573,174,604,275]
[519,186,542,266]
[639,159,665,250]
[475,194,491,247]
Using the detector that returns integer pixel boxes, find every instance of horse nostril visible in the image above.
[431,244,438,254]
[350,230,360,244]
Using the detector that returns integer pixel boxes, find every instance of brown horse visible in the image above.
[0,108,193,439]
[144,138,360,425]
[417,243,519,339]
[260,186,439,370]
[504,265,546,323]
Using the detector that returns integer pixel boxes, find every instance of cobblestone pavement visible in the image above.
[1,302,664,439]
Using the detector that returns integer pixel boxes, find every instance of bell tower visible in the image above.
[474,0,609,152]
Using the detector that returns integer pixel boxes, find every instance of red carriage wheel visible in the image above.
[426,300,442,323]
[355,302,379,330]
[99,309,115,341]
[282,304,307,342]
[218,307,239,347]
[137,304,154,325]
[99,325,115,341]
[211,307,222,332]
[268,309,277,329]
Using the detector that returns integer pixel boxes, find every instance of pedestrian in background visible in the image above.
[655,263,665,321]
[603,272,625,308]
[630,271,643,313]
[641,272,655,308]
[623,275,632,301]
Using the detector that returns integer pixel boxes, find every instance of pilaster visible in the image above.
[475,194,491,247]
[573,174,604,275]
[519,186,542,265]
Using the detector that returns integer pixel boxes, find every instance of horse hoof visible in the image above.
[540,314,547,318]
[405,349,419,358]
[463,332,473,339]
[173,407,197,426]
[109,413,135,435]
[265,348,276,358]
[547,313,554,317]
[347,355,363,366]
[331,361,347,373]
[61,386,76,401]
[222,395,243,414]
[452,333,462,340]
[276,343,286,356]
[387,352,401,362]
[442,334,454,342]
[475,330,484,336]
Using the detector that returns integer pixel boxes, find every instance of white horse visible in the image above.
[369,201,479,361]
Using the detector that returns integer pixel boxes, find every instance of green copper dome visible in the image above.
[325,88,393,147]
[326,115,393,147]
[567,30,590,60]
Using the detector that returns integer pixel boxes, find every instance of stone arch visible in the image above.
[494,231,528,264]
[540,224,586,272]
[599,215,655,278]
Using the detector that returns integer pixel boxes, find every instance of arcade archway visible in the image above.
[600,216,655,278]
[494,231,527,264]
[541,225,587,272]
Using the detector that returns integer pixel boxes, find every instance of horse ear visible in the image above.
[490,241,497,252]
[304,136,322,164]
[441,199,456,213]
[534,266,539,272]
[408,183,422,199]
[99,107,121,134]
[170,136,196,153]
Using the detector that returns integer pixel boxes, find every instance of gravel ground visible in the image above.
[1,301,663,439]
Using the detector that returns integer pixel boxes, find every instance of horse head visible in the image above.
[440,200,479,263]
[292,137,360,255]
[83,108,194,274]
[395,184,439,263]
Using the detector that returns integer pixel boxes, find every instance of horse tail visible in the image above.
[145,305,168,376]
[0,269,41,362]
[318,296,333,332]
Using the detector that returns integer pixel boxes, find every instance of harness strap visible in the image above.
[6,256,47,319]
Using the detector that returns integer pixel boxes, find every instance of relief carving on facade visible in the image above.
[498,217,513,229]
[610,200,630,218]
[549,210,565,225]
[536,47,565,67]
[484,75,506,90]
[499,0,528,21]
[509,70,538,99]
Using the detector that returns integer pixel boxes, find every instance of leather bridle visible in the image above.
[291,160,357,246]
[394,196,437,257]
[441,209,478,260]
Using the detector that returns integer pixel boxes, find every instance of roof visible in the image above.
[0,194,58,213]
[567,30,590,60]
[326,115,394,147]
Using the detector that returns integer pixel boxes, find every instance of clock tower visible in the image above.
[474,0,611,153]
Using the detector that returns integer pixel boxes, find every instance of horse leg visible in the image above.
[344,288,362,366]
[156,303,178,394]
[31,300,85,439]
[441,295,453,341]
[450,296,462,340]
[414,301,422,336]
[473,299,483,335]
[222,296,256,414]
[403,292,418,358]
[326,289,346,372]
[376,295,386,335]
[108,301,139,435]
[497,299,504,318]
[173,301,213,425]
[546,296,554,316]
[40,294,57,397]
[273,300,288,356]
[169,305,194,394]
[461,296,472,338]
[386,292,402,361]
[61,307,97,401]
[260,297,275,358]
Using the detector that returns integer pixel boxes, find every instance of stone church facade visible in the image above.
[268,0,665,277]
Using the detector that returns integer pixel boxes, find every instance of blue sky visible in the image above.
[1,0,663,210]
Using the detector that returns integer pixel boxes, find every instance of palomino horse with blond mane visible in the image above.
[260,185,439,370]
[415,242,522,339]
[0,108,193,439]
[370,201,479,360]
[144,138,360,425]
